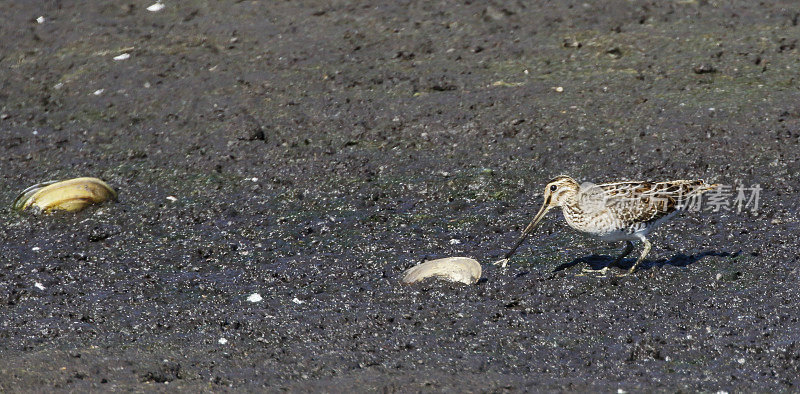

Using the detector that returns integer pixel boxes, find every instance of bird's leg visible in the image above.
[612,241,635,266]
[620,237,651,276]
[581,241,634,275]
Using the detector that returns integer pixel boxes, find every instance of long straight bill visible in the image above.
[502,203,551,260]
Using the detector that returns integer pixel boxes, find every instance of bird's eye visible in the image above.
[550,185,558,191]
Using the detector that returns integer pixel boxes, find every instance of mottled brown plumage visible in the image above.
[495,176,718,276]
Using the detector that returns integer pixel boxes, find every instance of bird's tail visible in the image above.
[692,180,720,195]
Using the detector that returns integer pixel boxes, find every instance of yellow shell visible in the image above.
[13,177,117,213]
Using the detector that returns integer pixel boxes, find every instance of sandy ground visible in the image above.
[1,0,800,391]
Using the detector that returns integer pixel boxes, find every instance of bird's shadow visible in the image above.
[553,250,741,273]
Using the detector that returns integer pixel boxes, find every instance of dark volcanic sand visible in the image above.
[2,0,800,391]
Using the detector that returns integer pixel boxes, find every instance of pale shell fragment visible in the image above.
[13,177,117,213]
[402,257,482,285]
[147,2,164,12]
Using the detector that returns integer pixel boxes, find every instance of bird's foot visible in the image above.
[579,266,612,277]
[617,268,636,277]
[493,258,509,268]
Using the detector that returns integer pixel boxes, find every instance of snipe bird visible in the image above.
[494,176,719,276]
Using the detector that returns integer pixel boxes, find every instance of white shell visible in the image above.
[402,257,482,285]
[147,2,165,12]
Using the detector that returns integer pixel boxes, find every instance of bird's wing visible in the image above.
[597,180,717,224]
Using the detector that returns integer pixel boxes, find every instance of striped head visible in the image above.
[518,175,580,236]
[542,175,581,208]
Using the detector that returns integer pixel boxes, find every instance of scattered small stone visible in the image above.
[147,2,165,12]
[113,53,130,61]
[218,337,228,345]
[35,282,45,290]
[484,5,508,21]
[233,113,265,141]
[554,86,564,92]
[247,293,263,303]
[166,196,178,202]
[449,239,461,245]
[693,64,717,74]
[402,257,482,285]
[93,89,104,96]
[292,297,305,304]
[36,16,45,24]
[32,247,41,251]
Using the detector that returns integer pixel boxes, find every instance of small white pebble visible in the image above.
[247,293,263,303]
[35,282,45,290]
[292,297,305,305]
[36,16,45,24]
[54,82,63,90]
[617,389,627,394]
[113,53,130,61]
[218,337,228,345]
[554,86,564,92]
[147,2,165,12]
[716,391,729,394]
[524,69,529,75]
[92,89,104,96]
[449,239,461,245]
[715,273,722,281]
[166,196,178,202]
[250,177,259,182]
[32,247,41,251]
[737,358,745,364]
[144,81,151,88]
